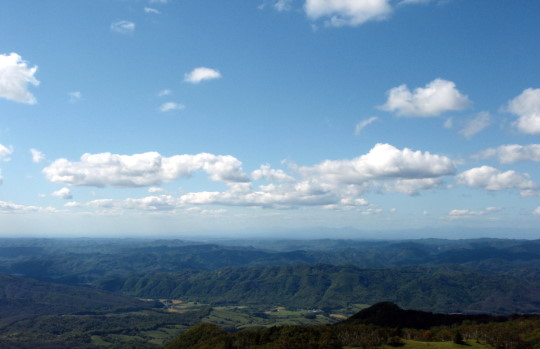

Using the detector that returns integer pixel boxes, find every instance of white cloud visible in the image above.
[475,144,540,164]
[485,206,501,212]
[361,208,383,215]
[506,88,540,135]
[304,0,392,27]
[380,79,471,117]
[67,195,178,212]
[0,200,55,213]
[157,89,172,97]
[446,206,501,220]
[252,164,295,182]
[400,0,431,4]
[47,145,459,214]
[144,7,160,14]
[0,53,39,104]
[179,182,338,209]
[159,102,185,112]
[383,178,443,195]
[110,20,135,34]
[354,116,378,136]
[30,148,45,163]
[456,165,538,196]
[148,187,165,193]
[0,144,13,161]
[184,67,222,84]
[274,0,293,11]
[68,91,82,103]
[447,209,485,219]
[458,112,491,139]
[51,187,73,200]
[43,152,249,187]
[533,207,540,215]
[302,143,456,184]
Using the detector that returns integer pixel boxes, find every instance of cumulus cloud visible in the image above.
[458,112,491,139]
[0,53,39,104]
[48,144,461,214]
[0,144,13,161]
[475,144,540,164]
[456,166,538,196]
[252,164,295,182]
[144,7,160,14]
[380,79,471,117]
[179,181,339,209]
[302,143,456,184]
[51,187,72,200]
[354,116,378,136]
[110,20,135,34]
[534,207,540,215]
[304,0,392,27]
[184,67,222,84]
[159,102,185,112]
[43,152,249,187]
[506,88,540,135]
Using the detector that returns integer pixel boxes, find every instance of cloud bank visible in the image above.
[43,152,249,187]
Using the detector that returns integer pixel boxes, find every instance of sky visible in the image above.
[1,0,540,239]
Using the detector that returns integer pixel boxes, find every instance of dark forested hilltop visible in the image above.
[0,273,159,325]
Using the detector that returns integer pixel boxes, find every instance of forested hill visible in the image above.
[0,273,158,325]
[107,264,540,314]
[341,301,508,328]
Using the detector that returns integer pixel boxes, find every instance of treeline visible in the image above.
[107,264,540,314]
[0,307,211,348]
[164,320,540,349]
[164,303,540,349]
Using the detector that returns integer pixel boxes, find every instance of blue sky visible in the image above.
[1,0,540,238]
